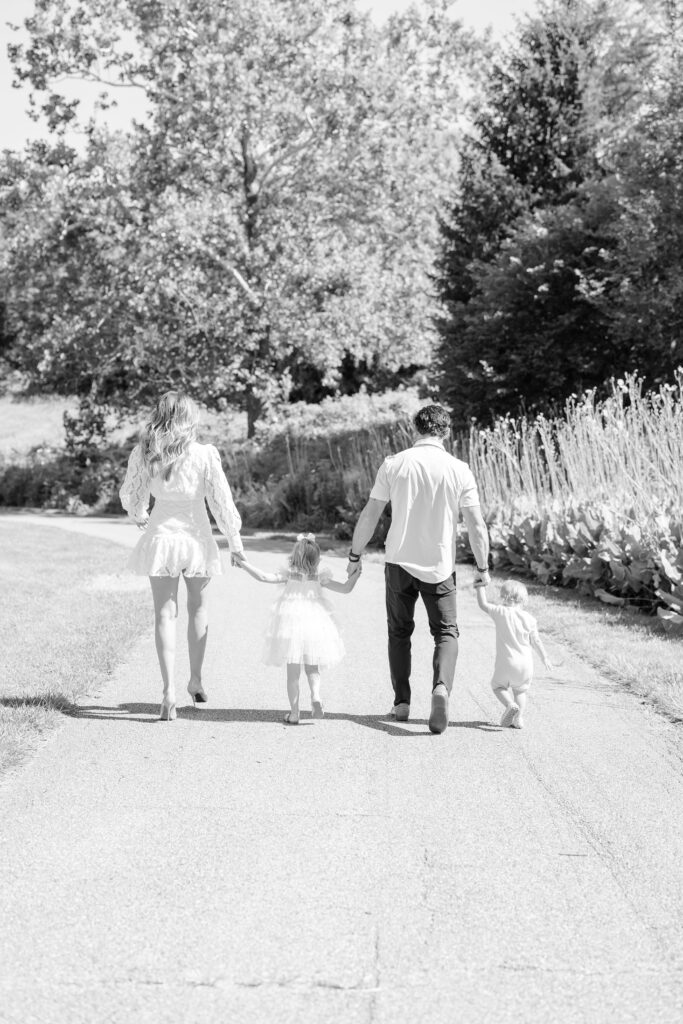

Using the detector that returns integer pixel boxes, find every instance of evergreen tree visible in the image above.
[435,0,659,429]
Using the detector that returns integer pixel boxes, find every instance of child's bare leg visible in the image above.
[493,685,518,727]
[286,662,301,723]
[305,663,323,718]
[512,689,528,728]
[493,685,517,709]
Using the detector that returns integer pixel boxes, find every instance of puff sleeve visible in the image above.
[204,445,243,553]
[119,444,151,522]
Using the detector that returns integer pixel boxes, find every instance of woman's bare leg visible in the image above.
[150,576,180,705]
[184,576,210,695]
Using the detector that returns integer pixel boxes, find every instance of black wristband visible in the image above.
[348,551,361,562]
[476,564,489,573]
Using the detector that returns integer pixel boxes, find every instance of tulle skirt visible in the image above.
[263,588,345,667]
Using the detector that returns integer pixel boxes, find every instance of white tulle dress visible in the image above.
[263,567,345,668]
[119,441,243,576]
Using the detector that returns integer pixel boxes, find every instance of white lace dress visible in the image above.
[263,567,345,668]
[119,441,243,577]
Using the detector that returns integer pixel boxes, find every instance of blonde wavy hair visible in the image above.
[140,391,199,479]
[289,534,320,576]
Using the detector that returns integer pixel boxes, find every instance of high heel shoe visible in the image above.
[159,697,177,721]
[187,680,207,706]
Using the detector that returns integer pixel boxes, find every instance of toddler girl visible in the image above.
[233,533,360,723]
[475,579,552,729]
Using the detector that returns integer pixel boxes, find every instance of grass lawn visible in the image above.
[0,396,75,457]
[0,521,149,775]
[0,394,248,459]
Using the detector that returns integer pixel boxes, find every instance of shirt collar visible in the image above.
[413,436,446,449]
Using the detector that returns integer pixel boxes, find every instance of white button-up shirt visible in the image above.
[369,437,480,583]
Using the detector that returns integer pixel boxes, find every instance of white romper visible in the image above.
[119,441,243,576]
[485,603,539,693]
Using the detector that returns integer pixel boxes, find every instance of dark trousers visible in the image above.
[385,563,459,706]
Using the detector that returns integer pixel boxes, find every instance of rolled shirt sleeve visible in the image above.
[458,465,481,509]
[204,445,244,553]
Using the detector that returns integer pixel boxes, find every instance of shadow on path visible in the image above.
[65,703,501,735]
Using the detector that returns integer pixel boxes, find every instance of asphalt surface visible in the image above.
[1,515,683,1023]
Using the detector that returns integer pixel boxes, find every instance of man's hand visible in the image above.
[346,559,362,579]
[473,569,490,588]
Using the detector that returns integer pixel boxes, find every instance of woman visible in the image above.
[119,391,244,720]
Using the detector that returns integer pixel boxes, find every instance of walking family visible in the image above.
[120,393,551,730]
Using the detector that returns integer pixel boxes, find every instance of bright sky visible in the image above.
[1,0,539,151]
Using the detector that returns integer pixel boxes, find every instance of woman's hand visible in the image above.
[231,551,246,568]
[134,514,149,531]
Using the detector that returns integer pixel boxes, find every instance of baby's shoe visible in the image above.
[500,705,519,728]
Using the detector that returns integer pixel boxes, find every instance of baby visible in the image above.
[475,579,552,729]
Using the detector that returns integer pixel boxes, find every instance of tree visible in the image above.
[6,0,476,433]
[434,0,661,428]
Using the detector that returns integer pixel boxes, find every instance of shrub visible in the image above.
[463,373,683,629]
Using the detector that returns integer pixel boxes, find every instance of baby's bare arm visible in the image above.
[475,585,492,613]
[530,630,553,669]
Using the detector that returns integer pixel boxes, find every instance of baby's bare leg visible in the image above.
[286,662,301,722]
[493,685,518,727]
[304,663,323,718]
[512,689,529,728]
[493,685,516,709]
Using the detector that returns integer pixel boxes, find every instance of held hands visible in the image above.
[348,562,362,586]
[346,559,362,580]
[134,514,149,531]
[231,551,247,568]
[473,569,490,589]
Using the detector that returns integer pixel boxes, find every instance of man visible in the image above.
[346,404,490,734]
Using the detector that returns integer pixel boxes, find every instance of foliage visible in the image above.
[4,0,476,433]
[0,388,421,534]
[461,373,683,629]
[435,0,665,429]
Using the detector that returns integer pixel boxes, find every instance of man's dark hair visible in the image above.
[413,404,451,437]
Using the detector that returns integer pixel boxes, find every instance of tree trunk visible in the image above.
[246,389,263,439]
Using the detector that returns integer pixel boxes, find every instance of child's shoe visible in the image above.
[511,709,525,729]
[311,701,324,719]
[500,705,519,728]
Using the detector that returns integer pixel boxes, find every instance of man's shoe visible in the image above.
[428,684,449,734]
[389,702,410,721]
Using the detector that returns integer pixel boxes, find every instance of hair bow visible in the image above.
[297,532,316,542]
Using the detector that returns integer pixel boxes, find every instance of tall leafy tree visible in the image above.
[6,0,475,433]
[435,0,660,428]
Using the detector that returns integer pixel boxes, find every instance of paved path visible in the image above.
[1,515,683,1023]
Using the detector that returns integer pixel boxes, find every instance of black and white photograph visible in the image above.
[1,0,683,1021]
